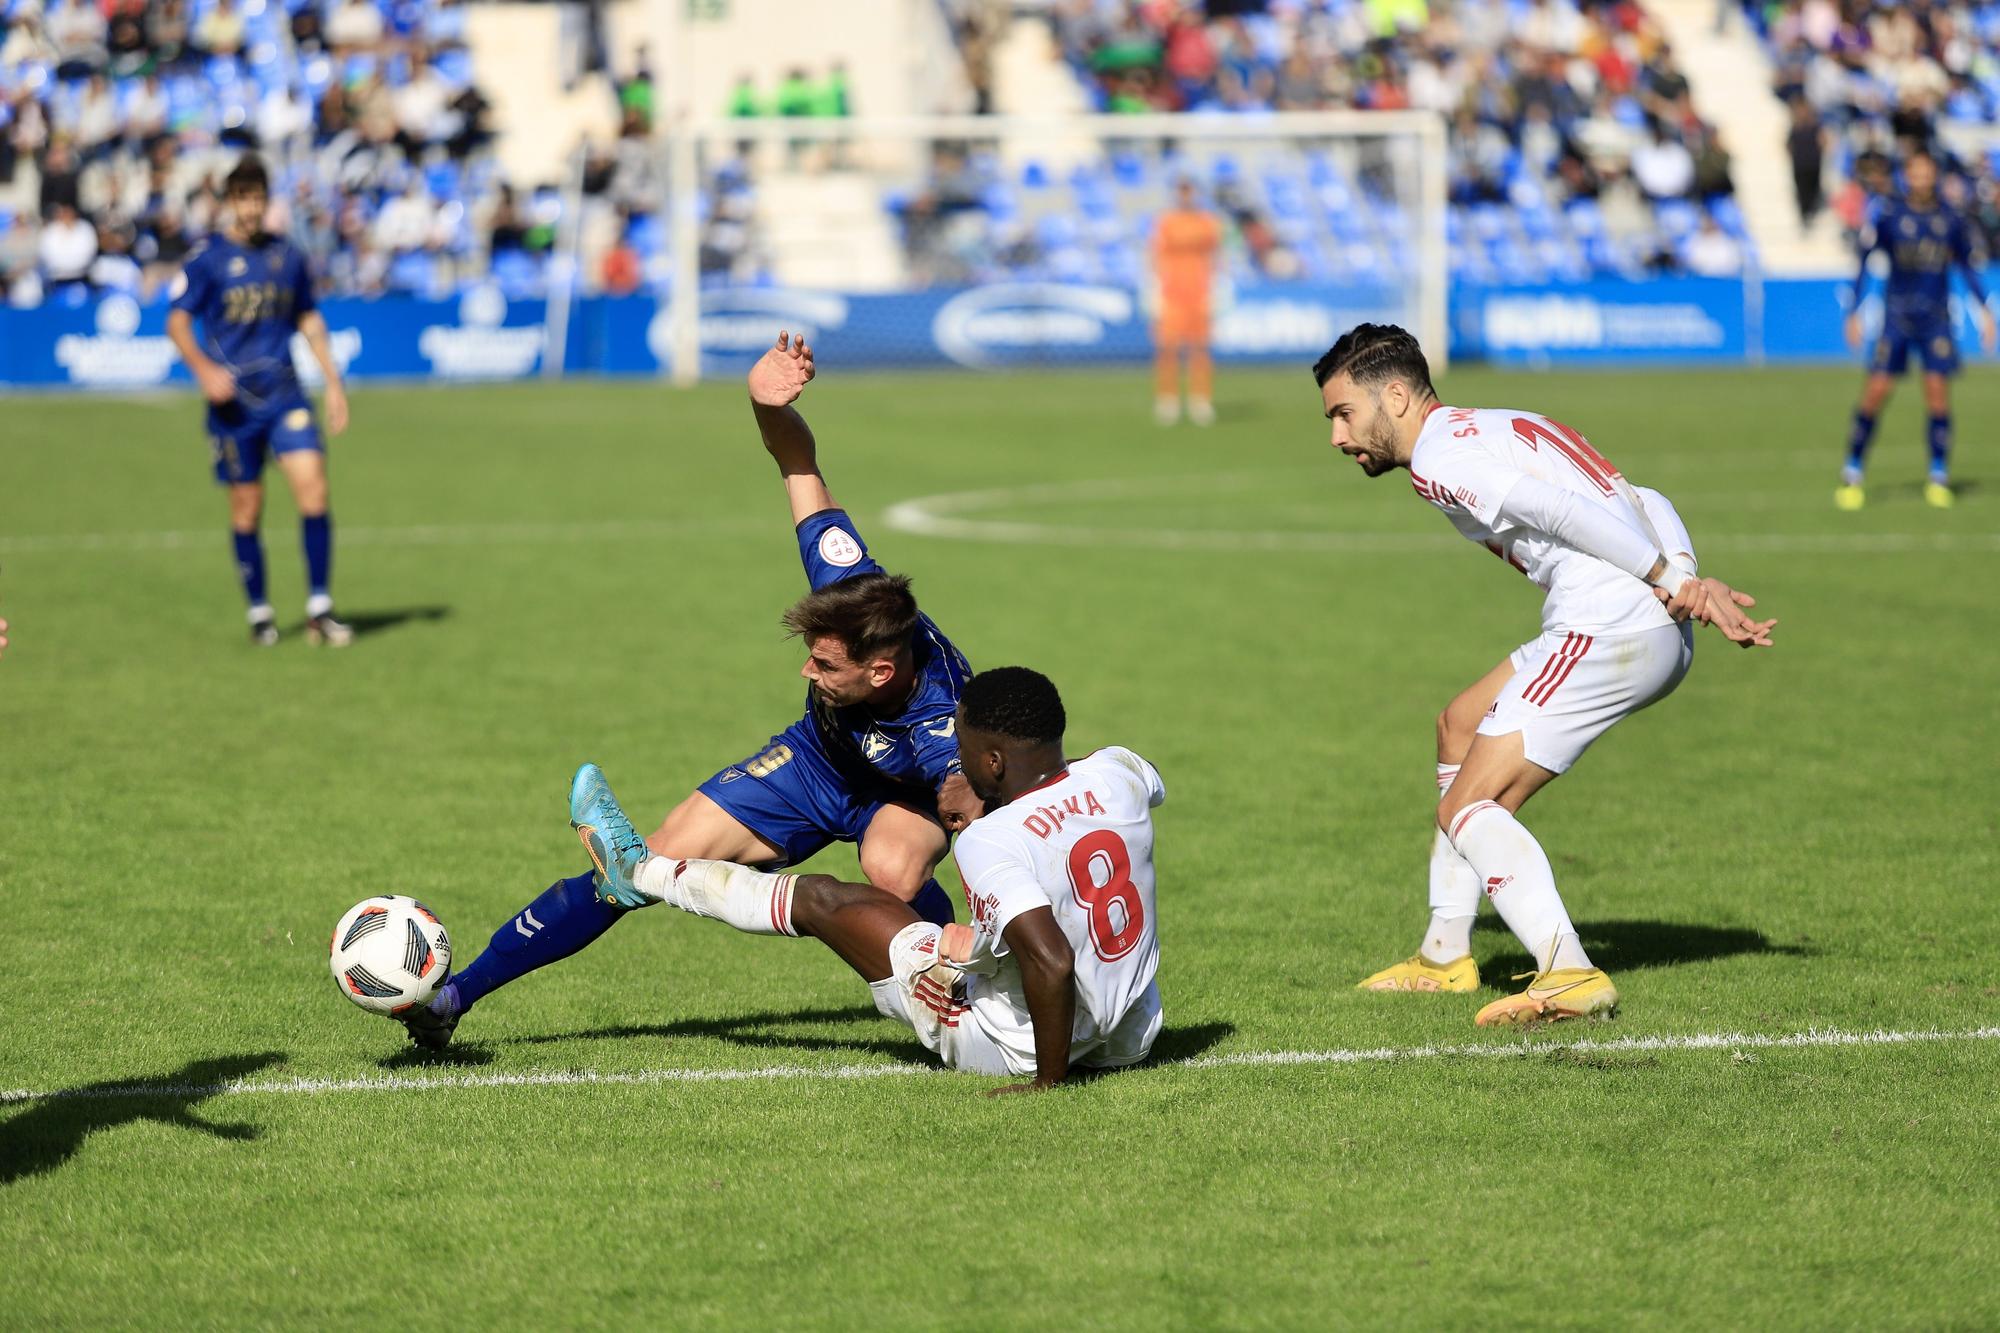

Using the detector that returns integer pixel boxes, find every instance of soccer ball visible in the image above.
[329,896,452,1016]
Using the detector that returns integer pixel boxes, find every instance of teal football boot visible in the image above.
[569,763,651,908]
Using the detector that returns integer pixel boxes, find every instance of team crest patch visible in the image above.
[818,527,863,567]
[284,407,311,430]
[228,257,248,276]
[717,766,745,784]
[861,731,891,760]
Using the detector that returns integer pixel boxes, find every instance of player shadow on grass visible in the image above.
[456,1007,1237,1071]
[290,605,452,638]
[1473,917,1810,976]
[0,1051,283,1187]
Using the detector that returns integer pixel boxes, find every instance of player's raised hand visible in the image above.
[1697,577,1776,649]
[748,330,816,408]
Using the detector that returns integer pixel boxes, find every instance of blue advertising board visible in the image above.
[0,275,1988,389]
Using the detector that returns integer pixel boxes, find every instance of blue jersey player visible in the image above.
[166,156,353,646]
[400,331,981,1049]
[1839,149,1995,511]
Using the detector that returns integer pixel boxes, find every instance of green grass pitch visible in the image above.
[2,364,1996,1328]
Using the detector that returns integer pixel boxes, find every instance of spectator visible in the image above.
[88,220,141,292]
[38,201,97,291]
[196,0,245,59]
[1631,121,1695,201]
[146,0,190,71]
[1787,95,1826,226]
[1684,215,1743,276]
[326,0,385,54]
[50,0,109,81]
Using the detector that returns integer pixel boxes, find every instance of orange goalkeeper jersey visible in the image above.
[1153,208,1223,310]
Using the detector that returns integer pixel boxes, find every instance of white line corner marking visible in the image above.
[3,1025,1994,1105]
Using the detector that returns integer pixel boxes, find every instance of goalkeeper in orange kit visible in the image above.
[1148,179,1224,426]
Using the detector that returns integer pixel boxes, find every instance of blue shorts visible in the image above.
[699,717,917,868]
[209,390,322,484]
[1871,325,1958,377]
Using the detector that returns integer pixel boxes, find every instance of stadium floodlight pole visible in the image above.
[662,109,1450,385]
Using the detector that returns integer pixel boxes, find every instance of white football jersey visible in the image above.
[1409,404,1687,636]
[951,746,1166,1074]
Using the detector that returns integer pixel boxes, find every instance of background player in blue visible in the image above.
[399,331,980,1049]
[165,155,353,646]
[1838,149,1995,512]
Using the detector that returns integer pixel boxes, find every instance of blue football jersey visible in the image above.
[170,232,317,400]
[795,508,971,797]
[1853,196,1986,333]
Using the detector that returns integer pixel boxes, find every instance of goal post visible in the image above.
[657,110,1448,386]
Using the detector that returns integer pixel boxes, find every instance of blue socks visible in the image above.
[440,872,625,1016]
[301,513,333,604]
[1844,409,1878,482]
[1927,415,1951,483]
[911,878,955,927]
[232,530,267,608]
[433,870,954,1021]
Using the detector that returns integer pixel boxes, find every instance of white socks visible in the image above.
[1444,800,1592,973]
[634,856,798,936]
[1422,764,1478,964]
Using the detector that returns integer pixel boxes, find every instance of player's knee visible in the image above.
[858,843,928,900]
[1437,701,1480,763]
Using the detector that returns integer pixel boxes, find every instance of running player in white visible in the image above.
[1314,324,1776,1025]
[567,666,1165,1091]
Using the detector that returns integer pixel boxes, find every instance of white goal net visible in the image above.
[652,111,1447,384]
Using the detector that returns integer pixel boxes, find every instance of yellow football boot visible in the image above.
[1356,954,1481,993]
[1834,483,1866,511]
[1473,968,1619,1026]
[1925,481,1955,509]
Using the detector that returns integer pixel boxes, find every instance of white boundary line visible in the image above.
[881,475,2000,554]
[4,1025,1994,1105]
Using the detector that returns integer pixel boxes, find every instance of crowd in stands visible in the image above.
[1748,0,2000,253]
[0,0,526,305]
[1030,0,1749,280]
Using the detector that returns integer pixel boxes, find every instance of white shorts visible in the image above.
[1478,622,1693,774]
[868,964,1015,1077]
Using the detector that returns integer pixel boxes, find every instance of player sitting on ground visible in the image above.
[1315,323,1777,1026]
[568,666,1166,1091]
[401,331,980,1050]
[1838,148,1996,512]
[166,154,353,647]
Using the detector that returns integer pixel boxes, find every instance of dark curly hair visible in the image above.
[224,154,270,196]
[1311,322,1434,396]
[960,666,1065,745]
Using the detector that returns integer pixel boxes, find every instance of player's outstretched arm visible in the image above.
[985,907,1076,1096]
[748,330,836,525]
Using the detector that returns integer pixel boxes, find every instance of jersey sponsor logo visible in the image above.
[745,744,794,778]
[54,295,180,386]
[817,526,864,568]
[418,283,543,379]
[860,731,892,761]
[932,283,1133,368]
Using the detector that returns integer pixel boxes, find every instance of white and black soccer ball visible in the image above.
[329,896,452,1016]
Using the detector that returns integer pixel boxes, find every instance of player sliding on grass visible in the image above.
[569,666,1166,1090]
[1315,324,1776,1026]
[401,331,980,1050]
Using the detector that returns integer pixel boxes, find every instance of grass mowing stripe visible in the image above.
[0,516,767,555]
[7,1025,1994,1105]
